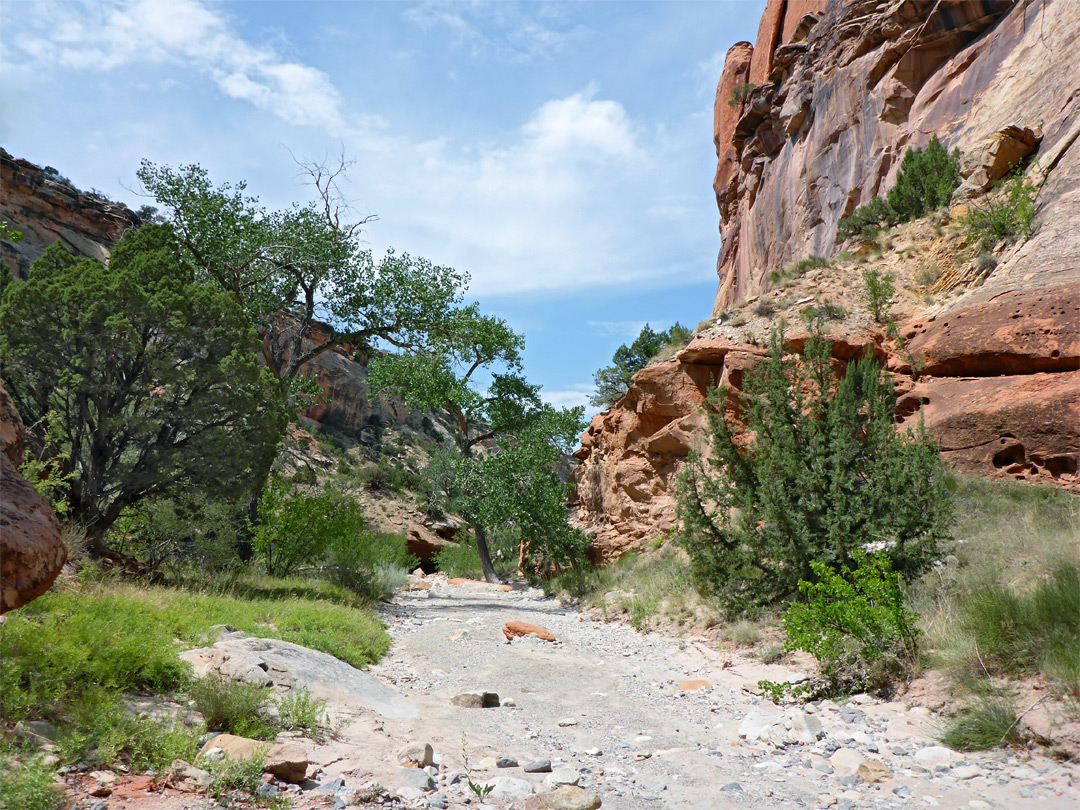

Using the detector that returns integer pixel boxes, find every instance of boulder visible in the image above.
[503,621,556,642]
[0,381,67,614]
[166,760,212,793]
[483,776,534,797]
[857,761,892,784]
[532,786,603,810]
[396,742,434,768]
[451,691,500,708]
[199,733,308,784]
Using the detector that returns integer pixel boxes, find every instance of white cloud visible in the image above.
[541,384,594,410]
[587,320,650,338]
[10,0,345,130]
[523,88,638,160]
[404,1,587,62]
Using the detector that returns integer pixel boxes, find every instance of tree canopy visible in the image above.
[368,305,586,581]
[590,322,691,409]
[0,225,286,552]
[136,160,467,384]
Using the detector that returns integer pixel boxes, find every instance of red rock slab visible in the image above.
[902,285,1080,377]
[503,621,556,642]
[447,578,513,591]
[678,680,712,692]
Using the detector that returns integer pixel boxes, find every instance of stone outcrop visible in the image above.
[1,149,139,279]
[712,0,1078,311]
[574,0,1080,559]
[0,381,67,613]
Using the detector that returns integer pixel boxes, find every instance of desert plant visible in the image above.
[435,537,485,579]
[677,326,951,615]
[0,748,62,810]
[886,136,962,223]
[276,687,330,739]
[837,196,895,240]
[189,675,277,740]
[728,82,757,107]
[862,269,895,323]
[964,169,1037,247]
[752,299,776,318]
[916,264,941,289]
[939,694,1027,752]
[781,551,922,695]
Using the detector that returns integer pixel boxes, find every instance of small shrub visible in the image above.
[720,619,762,648]
[729,312,748,328]
[0,749,62,810]
[838,137,961,240]
[290,465,317,485]
[752,299,775,318]
[838,196,895,240]
[189,675,277,740]
[728,82,756,107]
[252,477,366,577]
[886,136,961,223]
[974,252,998,274]
[435,538,484,580]
[940,695,1026,751]
[202,750,267,799]
[276,687,330,739]
[916,265,941,289]
[964,170,1037,247]
[862,268,895,323]
[758,642,785,665]
[782,551,922,696]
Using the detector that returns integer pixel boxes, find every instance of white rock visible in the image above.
[546,767,581,788]
[557,717,578,727]
[829,748,866,776]
[397,742,434,767]
[738,710,783,743]
[786,711,824,745]
[484,776,534,797]
[952,765,982,780]
[914,746,956,766]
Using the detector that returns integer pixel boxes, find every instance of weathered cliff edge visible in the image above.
[573,0,1080,559]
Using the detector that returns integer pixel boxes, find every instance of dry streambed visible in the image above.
[66,575,1077,810]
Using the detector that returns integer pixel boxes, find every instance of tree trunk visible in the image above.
[470,518,501,583]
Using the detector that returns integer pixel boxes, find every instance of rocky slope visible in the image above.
[573,0,1079,558]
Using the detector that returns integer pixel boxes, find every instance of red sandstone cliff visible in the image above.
[573,0,1079,559]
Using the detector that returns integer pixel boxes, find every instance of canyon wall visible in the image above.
[573,0,1079,559]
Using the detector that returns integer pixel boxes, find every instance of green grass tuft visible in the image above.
[939,695,1026,751]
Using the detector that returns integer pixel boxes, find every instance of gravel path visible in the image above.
[307,576,1079,810]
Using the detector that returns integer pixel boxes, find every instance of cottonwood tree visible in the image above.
[0,226,286,554]
[368,306,586,581]
[136,159,467,386]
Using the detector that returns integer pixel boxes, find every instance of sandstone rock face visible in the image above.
[712,0,1079,312]
[0,381,67,613]
[0,150,139,279]
[573,0,1080,560]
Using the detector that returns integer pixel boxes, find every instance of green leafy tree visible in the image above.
[368,306,586,581]
[0,226,286,554]
[590,322,691,409]
[677,324,952,614]
[136,159,467,385]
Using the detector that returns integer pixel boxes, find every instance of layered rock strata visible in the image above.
[1,149,139,279]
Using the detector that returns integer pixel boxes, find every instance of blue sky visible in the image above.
[1,0,765,414]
